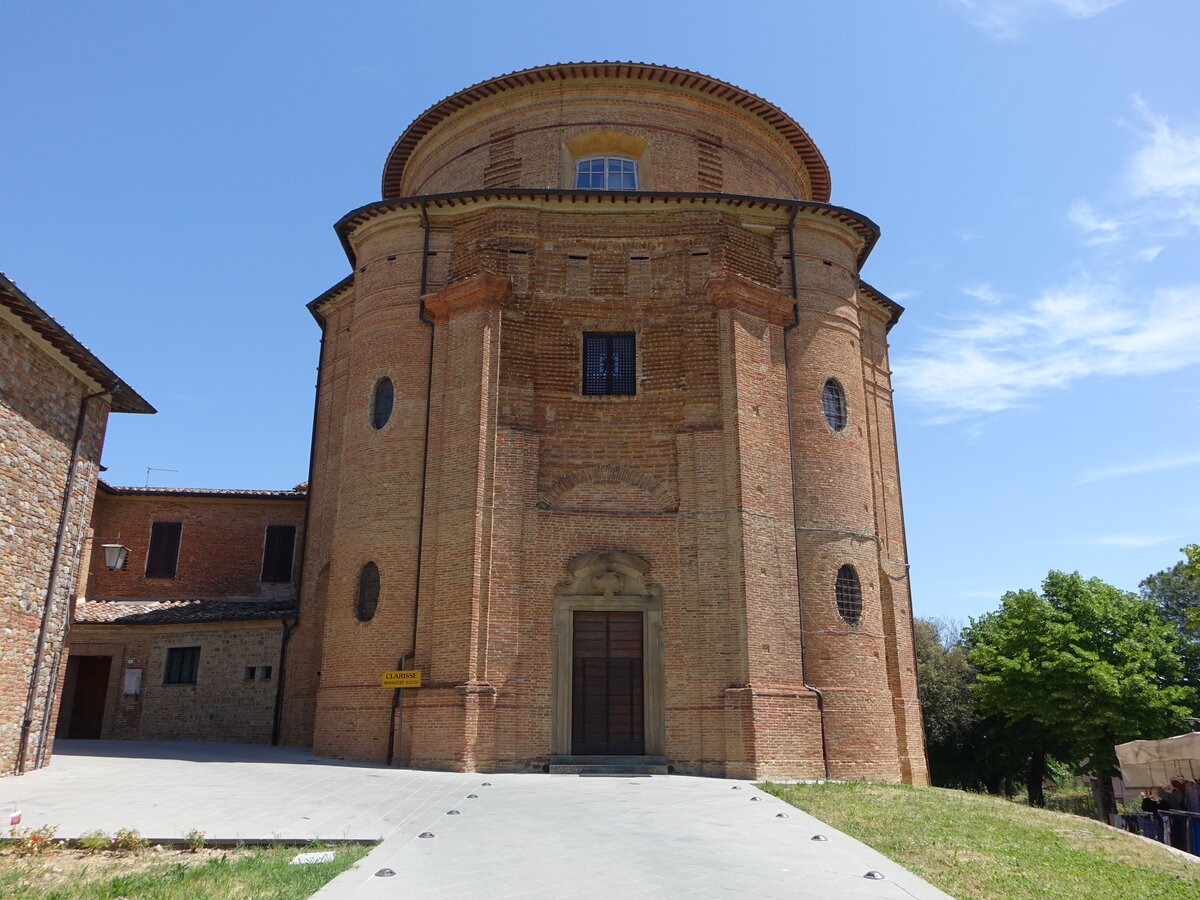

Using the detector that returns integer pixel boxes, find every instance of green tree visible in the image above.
[964,571,1194,815]
[914,618,1028,794]
[1141,545,1200,688]
[1141,550,1200,636]
[915,618,979,788]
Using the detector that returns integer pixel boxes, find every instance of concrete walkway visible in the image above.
[11,741,952,899]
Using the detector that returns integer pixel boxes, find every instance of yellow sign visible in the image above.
[381,670,422,688]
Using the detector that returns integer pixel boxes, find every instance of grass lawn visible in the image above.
[761,781,1200,900]
[0,842,374,899]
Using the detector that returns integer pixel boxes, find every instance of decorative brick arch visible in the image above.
[538,465,677,512]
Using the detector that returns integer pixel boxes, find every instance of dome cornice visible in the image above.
[333,188,877,268]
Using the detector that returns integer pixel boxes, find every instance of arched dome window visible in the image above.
[835,564,863,625]
[822,379,847,431]
[575,156,638,190]
[371,378,394,430]
[356,562,380,622]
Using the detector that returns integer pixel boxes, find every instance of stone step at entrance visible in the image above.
[548,755,669,776]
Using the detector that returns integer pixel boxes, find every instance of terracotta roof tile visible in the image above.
[0,272,154,414]
[75,598,296,626]
[97,480,306,500]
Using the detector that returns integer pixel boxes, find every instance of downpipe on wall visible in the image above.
[15,383,115,775]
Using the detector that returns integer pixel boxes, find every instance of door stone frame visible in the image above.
[552,551,664,756]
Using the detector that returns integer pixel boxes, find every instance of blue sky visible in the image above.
[4,1,1197,623]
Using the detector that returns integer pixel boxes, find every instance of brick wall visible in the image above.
[87,492,305,599]
[0,313,109,774]
[398,80,814,199]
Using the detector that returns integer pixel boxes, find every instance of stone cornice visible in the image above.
[421,272,511,323]
[705,274,795,327]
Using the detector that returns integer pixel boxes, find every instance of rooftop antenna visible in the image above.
[144,466,178,487]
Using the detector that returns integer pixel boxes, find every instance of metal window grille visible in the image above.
[146,521,182,579]
[574,156,639,190]
[371,377,394,429]
[582,332,636,396]
[835,565,863,625]
[164,646,201,685]
[822,379,848,431]
[260,525,297,583]
[356,561,381,622]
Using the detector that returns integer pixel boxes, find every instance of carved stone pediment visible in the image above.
[554,551,663,600]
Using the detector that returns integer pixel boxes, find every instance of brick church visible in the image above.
[33,63,926,783]
[274,62,927,782]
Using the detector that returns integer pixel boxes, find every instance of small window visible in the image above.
[575,156,638,190]
[356,562,380,622]
[244,666,256,681]
[835,565,863,625]
[259,666,273,681]
[146,522,182,579]
[582,332,636,396]
[261,525,297,583]
[371,377,394,429]
[164,646,201,685]
[822,379,848,431]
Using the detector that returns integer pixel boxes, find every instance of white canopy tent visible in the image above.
[1116,732,1200,789]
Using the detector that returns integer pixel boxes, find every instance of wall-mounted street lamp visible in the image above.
[99,543,129,571]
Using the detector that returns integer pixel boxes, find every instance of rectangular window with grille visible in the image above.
[260,524,297,583]
[145,521,182,579]
[582,332,636,396]
[164,646,200,685]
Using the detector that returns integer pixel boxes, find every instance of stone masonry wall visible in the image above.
[0,312,109,774]
[63,620,284,744]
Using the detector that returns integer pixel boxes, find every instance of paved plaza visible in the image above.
[10,741,952,899]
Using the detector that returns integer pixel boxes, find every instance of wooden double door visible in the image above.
[571,610,644,755]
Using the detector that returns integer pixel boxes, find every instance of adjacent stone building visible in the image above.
[0,273,153,774]
[62,483,305,744]
[280,63,928,782]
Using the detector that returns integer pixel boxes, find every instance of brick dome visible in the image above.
[381,62,832,202]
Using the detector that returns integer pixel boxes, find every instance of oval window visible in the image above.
[356,562,380,621]
[835,564,863,626]
[371,378,394,430]
[821,379,847,431]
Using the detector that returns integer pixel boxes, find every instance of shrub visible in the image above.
[112,827,149,851]
[76,829,111,852]
[8,823,58,855]
[184,828,207,852]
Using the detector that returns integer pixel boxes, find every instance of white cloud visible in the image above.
[1078,451,1200,484]
[962,282,1005,305]
[953,0,1127,38]
[894,279,1200,420]
[1127,97,1200,199]
[1077,99,1200,242]
[1068,199,1121,243]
